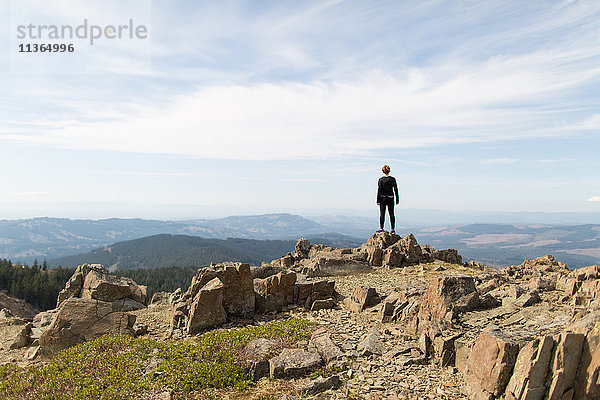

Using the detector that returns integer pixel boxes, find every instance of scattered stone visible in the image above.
[150,292,170,305]
[27,345,40,360]
[9,323,32,349]
[310,328,344,364]
[358,328,385,356]
[311,298,335,311]
[0,308,14,319]
[242,338,277,380]
[303,375,342,395]
[270,348,322,378]
[515,291,541,308]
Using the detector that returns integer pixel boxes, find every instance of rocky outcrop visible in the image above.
[56,264,94,307]
[361,232,462,268]
[185,262,254,316]
[254,271,297,312]
[14,264,149,356]
[170,262,255,333]
[170,265,336,334]
[56,264,147,307]
[39,298,136,356]
[269,234,462,277]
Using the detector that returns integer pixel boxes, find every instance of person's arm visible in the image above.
[376,178,382,204]
[393,178,399,204]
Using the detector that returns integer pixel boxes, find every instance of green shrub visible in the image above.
[0,319,315,400]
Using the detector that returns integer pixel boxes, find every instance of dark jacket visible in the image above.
[377,175,399,203]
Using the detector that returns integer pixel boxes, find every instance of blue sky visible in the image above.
[0,0,599,219]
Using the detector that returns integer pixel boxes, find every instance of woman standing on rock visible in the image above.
[376,164,399,234]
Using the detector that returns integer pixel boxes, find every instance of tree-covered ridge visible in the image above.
[0,259,74,310]
[49,234,298,270]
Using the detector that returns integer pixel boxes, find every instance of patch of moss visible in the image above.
[0,319,315,400]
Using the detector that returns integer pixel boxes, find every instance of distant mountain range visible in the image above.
[1,214,600,268]
[0,214,355,263]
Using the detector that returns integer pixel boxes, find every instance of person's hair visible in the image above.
[382,165,390,174]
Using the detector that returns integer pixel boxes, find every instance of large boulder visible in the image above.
[270,348,322,378]
[185,263,255,316]
[417,275,479,333]
[81,269,147,304]
[504,336,554,400]
[254,271,297,312]
[570,310,600,399]
[186,277,226,335]
[546,332,585,400]
[464,330,520,400]
[39,298,136,356]
[345,285,379,312]
[433,249,462,264]
[219,263,255,316]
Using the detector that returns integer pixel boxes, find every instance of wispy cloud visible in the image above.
[101,170,215,178]
[588,196,600,203]
[1,1,600,215]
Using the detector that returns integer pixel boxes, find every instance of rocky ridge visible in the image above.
[3,233,600,399]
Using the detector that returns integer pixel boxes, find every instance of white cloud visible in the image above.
[588,196,600,203]
[2,1,600,161]
[7,52,597,160]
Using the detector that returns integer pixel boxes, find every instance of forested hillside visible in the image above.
[50,234,297,270]
[0,214,332,263]
[0,259,74,310]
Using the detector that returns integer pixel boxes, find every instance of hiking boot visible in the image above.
[391,229,396,234]
[376,229,385,234]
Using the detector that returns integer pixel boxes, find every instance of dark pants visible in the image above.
[379,197,395,230]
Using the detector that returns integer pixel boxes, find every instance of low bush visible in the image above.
[0,319,315,400]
